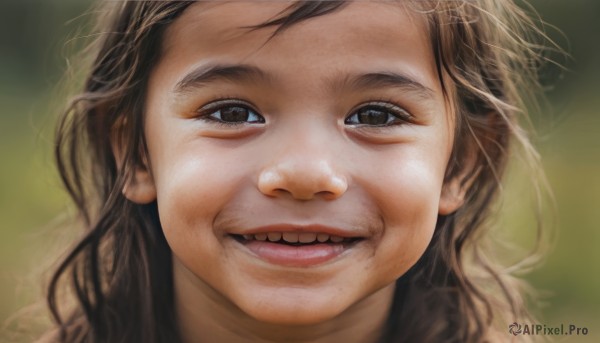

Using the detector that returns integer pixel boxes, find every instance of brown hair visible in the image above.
[48,1,553,342]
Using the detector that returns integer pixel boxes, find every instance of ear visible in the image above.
[438,172,472,215]
[439,110,499,215]
[111,116,157,204]
[438,129,482,216]
[122,164,157,204]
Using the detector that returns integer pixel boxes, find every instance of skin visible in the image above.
[124,2,466,342]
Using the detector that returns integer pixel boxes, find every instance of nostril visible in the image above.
[257,162,348,200]
[257,170,283,197]
[316,190,341,201]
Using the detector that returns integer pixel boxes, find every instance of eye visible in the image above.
[198,100,265,125]
[344,102,411,126]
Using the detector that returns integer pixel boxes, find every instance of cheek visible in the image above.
[359,152,444,276]
[153,150,248,263]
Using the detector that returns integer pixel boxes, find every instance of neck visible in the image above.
[174,260,395,343]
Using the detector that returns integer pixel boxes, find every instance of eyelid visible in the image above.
[346,100,413,124]
[193,97,266,128]
[196,98,258,115]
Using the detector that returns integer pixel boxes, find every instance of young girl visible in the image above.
[44,1,551,342]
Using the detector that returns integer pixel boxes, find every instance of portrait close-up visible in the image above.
[0,1,598,342]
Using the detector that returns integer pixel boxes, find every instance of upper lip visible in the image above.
[228,224,366,238]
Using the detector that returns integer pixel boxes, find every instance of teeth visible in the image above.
[317,233,330,242]
[254,233,267,241]
[282,232,299,243]
[298,232,317,243]
[267,232,282,242]
[330,236,344,243]
[240,232,351,244]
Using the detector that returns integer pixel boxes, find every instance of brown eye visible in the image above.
[356,108,388,125]
[345,103,410,126]
[218,106,255,122]
[200,100,265,124]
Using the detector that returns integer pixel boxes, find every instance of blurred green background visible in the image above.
[0,1,598,342]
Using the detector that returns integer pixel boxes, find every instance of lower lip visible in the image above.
[238,239,349,267]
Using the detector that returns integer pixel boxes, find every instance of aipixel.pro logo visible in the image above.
[509,322,522,336]
[508,322,589,337]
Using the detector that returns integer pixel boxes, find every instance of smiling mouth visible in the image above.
[229,232,364,267]
[231,232,361,246]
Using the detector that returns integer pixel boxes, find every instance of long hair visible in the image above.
[48,1,552,342]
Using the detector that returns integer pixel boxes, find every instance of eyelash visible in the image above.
[196,98,263,127]
[195,98,413,128]
[344,100,413,127]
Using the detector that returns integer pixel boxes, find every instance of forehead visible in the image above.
[167,3,432,66]
[155,1,445,108]
[163,1,428,44]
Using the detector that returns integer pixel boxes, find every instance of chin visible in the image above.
[235,292,350,326]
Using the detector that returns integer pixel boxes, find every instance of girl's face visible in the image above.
[136,1,460,326]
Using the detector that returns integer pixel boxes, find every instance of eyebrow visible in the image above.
[340,72,435,100]
[174,64,270,94]
[173,63,435,100]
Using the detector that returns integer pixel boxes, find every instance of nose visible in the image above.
[258,157,348,201]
